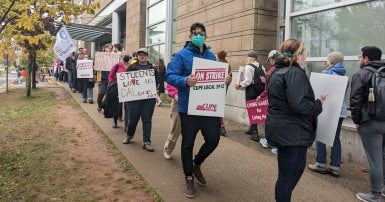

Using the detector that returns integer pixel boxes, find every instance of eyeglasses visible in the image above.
[192,32,206,36]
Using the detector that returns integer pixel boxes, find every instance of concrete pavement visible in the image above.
[4,79,365,201]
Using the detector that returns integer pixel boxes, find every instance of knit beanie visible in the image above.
[327,51,344,65]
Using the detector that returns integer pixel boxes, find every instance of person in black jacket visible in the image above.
[350,46,385,202]
[265,39,327,202]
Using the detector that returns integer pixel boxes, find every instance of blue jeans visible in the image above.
[126,98,156,145]
[315,118,343,171]
[275,146,307,202]
[358,120,385,193]
[82,87,94,101]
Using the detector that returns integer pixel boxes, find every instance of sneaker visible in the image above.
[356,192,381,202]
[88,100,93,104]
[184,176,195,198]
[308,163,327,174]
[142,144,154,152]
[220,126,227,136]
[97,107,102,111]
[250,133,260,141]
[164,152,172,160]
[259,137,269,148]
[193,163,206,186]
[382,189,385,197]
[271,148,278,155]
[112,123,119,128]
[82,100,87,103]
[158,100,163,107]
[327,169,340,178]
[122,136,133,144]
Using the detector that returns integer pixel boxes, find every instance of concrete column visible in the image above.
[112,11,121,45]
[91,42,95,59]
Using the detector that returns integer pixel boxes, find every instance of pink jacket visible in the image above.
[166,83,178,98]
[108,62,127,83]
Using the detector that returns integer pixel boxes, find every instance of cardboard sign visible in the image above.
[310,73,349,147]
[117,69,157,102]
[54,26,77,61]
[187,57,228,117]
[76,60,94,78]
[94,52,121,71]
[246,97,268,124]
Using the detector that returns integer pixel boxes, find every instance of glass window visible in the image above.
[147,22,166,45]
[147,44,165,63]
[292,0,350,12]
[291,1,385,57]
[148,0,161,6]
[148,1,166,25]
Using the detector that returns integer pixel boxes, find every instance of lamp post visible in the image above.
[6,53,9,91]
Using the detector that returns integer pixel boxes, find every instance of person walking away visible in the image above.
[308,51,347,177]
[216,49,232,136]
[154,58,166,107]
[266,39,327,202]
[122,48,159,153]
[235,51,265,141]
[257,50,279,153]
[350,46,385,202]
[166,22,232,198]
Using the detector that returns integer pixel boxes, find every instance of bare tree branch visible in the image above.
[0,0,17,34]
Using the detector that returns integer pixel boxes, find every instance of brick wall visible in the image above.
[125,0,147,52]
[176,0,278,68]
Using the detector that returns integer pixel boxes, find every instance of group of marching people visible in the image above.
[82,21,384,202]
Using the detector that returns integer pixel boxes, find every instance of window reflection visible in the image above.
[291,1,385,57]
[292,0,350,12]
[147,22,166,45]
[148,0,166,25]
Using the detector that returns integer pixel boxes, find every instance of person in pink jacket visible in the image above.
[163,83,181,159]
[108,53,130,128]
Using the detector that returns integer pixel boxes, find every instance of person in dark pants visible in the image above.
[265,39,326,202]
[122,48,158,152]
[97,43,113,111]
[165,22,232,198]
[350,46,385,202]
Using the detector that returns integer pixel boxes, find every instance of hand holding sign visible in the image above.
[187,74,197,87]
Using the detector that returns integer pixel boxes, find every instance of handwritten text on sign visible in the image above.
[76,60,94,78]
[94,52,121,71]
[117,69,157,102]
[246,97,268,124]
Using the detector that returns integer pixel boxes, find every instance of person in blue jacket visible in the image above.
[308,51,347,177]
[166,22,232,198]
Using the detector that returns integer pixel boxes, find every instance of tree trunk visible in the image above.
[32,53,37,89]
[26,49,35,97]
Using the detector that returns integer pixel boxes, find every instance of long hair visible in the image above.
[278,39,306,65]
[155,58,166,73]
[245,57,256,65]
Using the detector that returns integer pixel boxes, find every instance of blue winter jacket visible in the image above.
[322,62,348,118]
[165,41,216,113]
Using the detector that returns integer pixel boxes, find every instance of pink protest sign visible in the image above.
[246,97,268,124]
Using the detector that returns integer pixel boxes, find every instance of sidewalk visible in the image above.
[60,81,365,202]
[5,79,365,201]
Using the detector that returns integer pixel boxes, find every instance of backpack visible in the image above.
[364,66,385,120]
[248,63,266,96]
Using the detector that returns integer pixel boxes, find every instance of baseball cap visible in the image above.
[137,48,148,55]
[267,50,278,61]
[247,51,258,59]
